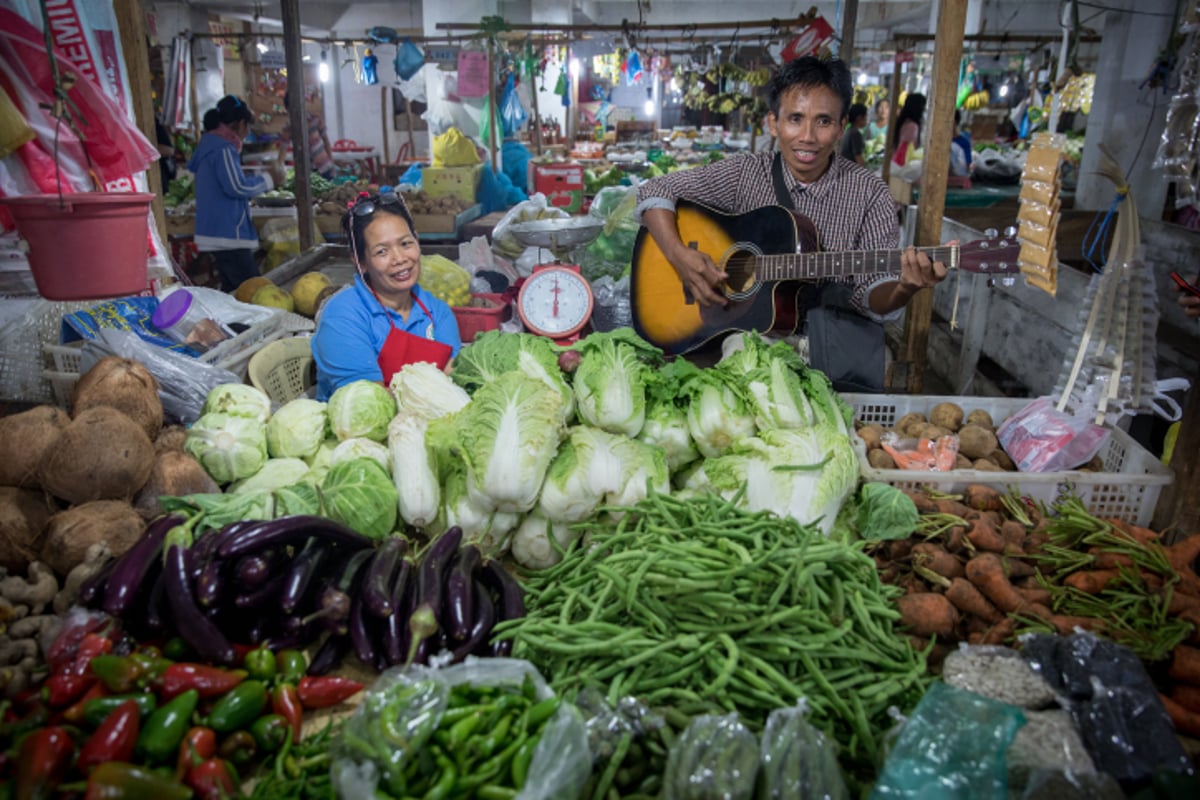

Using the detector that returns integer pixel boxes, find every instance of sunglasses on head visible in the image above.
[348,191,404,218]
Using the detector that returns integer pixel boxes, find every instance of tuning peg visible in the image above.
[984,227,999,239]
[1003,225,1018,238]
[1001,276,1016,287]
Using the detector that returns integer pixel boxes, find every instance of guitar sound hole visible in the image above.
[723,251,759,299]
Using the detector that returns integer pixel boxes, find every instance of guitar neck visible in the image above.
[757,245,960,281]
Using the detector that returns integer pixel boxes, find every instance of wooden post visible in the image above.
[530,66,543,156]
[1153,374,1200,536]
[280,0,312,251]
[894,2,966,394]
[404,97,417,162]
[381,85,391,166]
[840,0,859,68]
[487,38,499,170]
[113,0,165,243]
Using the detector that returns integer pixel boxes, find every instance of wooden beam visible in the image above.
[1153,372,1200,536]
[280,0,313,251]
[840,0,860,67]
[436,14,818,34]
[112,0,165,243]
[530,72,543,156]
[896,0,967,394]
[381,85,391,166]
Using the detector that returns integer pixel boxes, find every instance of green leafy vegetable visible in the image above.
[320,457,399,539]
[854,483,920,541]
[327,379,396,443]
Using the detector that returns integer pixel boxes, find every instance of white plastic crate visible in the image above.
[842,393,1174,527]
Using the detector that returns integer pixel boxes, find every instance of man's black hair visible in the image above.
[847,103,868,125]
[766,56,853,120]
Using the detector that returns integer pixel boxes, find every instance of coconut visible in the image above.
[39,406,155,504]
[133,450,219,520]
[71,356,163,441]
[0,487,55,572]
[155,425,189,454]
[0,405,70,488]
[40,500,145,576]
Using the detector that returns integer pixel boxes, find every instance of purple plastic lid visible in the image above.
[151,289,194,330]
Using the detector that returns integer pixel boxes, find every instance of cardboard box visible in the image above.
[530,162,585,213]
[424,165,482,203]
[412,204,483,234]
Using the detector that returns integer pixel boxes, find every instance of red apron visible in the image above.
[376,293,453,385]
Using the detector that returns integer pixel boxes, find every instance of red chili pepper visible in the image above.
[84,761,192,800]
[44,672,97,708]
[62,682,109,724]
[185,757,239,800]
[45,621,110,675]
[175,726,218,781]
[14,726,74,800]
[88,655,146,694]
[296,675,364,709]
[76,700,140,773]
[157,663,248,701]
[73,633,114,673]
[271,683,303,744]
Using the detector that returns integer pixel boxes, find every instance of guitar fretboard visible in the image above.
[755,246,960,281]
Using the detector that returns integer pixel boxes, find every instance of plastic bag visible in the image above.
[501,74,529,137]
[490,193,568,273]
[880,432,960,471]
[432,127,481,168]
[759,704,848,800]
[589,274,631,332]
[330,658,590,800]
[996,397,1109,472]
[418,254,471,307]
[260,217,324,271]
[662,713,759,800]
[77,328,240,424]
[393,39,425,81]
[578,186,639,282]
[871,681,1026,799]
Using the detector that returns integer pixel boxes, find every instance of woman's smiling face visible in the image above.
[361,212,421,298]
[767,84,846,184]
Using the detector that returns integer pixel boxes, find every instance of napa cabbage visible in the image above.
[637,358,701,472]
[572,329,662,437]
[679,369,757,458]
[389,361,470,422]
[387,414,439,528]
[511,511,583,570]
[536,426,626,523]
[450,330,574,416]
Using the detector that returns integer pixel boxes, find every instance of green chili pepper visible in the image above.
[82,693,158,727]
[218,730,258,766]
[250,714,289,753]
[137,689,199,763]
[206,679,268,733]
[243,647,276,683]
[275,650,306,685]
[162,638,193,662]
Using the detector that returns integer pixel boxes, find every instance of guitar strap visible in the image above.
[770,152,886,393]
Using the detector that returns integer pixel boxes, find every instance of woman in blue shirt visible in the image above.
[312,191,462,400]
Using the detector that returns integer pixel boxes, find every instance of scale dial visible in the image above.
[517,266,594,339]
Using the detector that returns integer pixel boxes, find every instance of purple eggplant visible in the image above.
[217,515,371,559]
[234,552,277,589]
[102,514,182,618]
[234,572,289,609]
[348,593,375,667]
[307,633,351,676]
[363,536,406,618]
[445,545,482,643]
[452,577,495,662]
[279,538,327,615]
[480,560,524,656]
[163,542,238,665]
[195,552,225,609]
[187,529,223,581]
[384,559,414,666]
[415,527,463,629]
[139,565,169,637]
[78,557,117,607]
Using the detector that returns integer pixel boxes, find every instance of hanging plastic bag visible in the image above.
[361,49,379,85]
[996,396,1110,473]
[393,39,425,82]
[501,74,529,136]
[432,127,481,167]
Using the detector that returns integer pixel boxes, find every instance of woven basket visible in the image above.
[248,335,315,404]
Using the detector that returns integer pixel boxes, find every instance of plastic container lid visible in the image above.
[151,289,194,330]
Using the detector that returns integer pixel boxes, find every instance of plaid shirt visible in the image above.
[635,150,901,320]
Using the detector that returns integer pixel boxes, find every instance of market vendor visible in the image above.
[312,190,462,400]
[634,55,947,391]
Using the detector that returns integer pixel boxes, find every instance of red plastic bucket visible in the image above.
[1,192,153,300]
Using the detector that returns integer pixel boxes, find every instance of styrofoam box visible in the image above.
[842,393,1174,527]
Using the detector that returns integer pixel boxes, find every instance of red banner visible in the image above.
[780,17,836,63]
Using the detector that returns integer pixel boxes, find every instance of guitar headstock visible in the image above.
[958,227,1022,275]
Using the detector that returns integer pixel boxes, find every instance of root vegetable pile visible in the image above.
[494,490,929,766]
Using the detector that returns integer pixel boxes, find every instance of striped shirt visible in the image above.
[635,150,902,320]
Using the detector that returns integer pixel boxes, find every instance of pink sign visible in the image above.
[456,50,490,98]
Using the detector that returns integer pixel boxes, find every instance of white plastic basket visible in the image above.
[842,393,1174,527]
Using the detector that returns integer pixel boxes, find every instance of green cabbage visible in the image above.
[228,458,311,494]
[202,383,273,423]
[273,482,321,517]
[331,437,391,473]
[572,329,662,437]
[450,330,574,417]
[327,380,396,442]
[185,412,270,484]
[266,398,330,459]
[320,457,399,539]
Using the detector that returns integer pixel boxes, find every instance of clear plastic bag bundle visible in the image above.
[996,396,1109,472]
[662,713,759,800]
[758,704,848,800]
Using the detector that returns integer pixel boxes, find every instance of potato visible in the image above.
[1082,454,1105,472]
[916,424,953,441]
[990,449,1017,471]
[958,423,1000,460]
[868,449,897,470]
[895,412,928,437]
[954,454,973,470]
[929,402,965,432]
[856,424,884,450]
[40,500,145,576]
[972,458,1003,472]
[966,409,995,430]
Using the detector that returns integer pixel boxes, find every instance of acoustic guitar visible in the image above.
[631,200,1021,355]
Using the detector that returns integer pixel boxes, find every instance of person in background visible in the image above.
[840,103,869,166]
[187,95,280,292]
[1178,272,1200,319]
[868,97,890,141]
[312,191,462,400]
[950,109,974,178]
[891,92,926,167]
[277,91,336,181]
[154,116,176,191]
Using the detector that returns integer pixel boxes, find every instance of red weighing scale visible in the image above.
[507,217,605,345]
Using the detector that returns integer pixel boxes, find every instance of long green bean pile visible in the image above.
[492,491,929,763]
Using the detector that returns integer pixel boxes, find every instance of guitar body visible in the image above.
[631,200,819,355]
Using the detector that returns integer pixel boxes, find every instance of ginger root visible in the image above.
[0,562,58,614]
[54,543,111,614]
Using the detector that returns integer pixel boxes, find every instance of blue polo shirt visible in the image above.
[312,277,462,401]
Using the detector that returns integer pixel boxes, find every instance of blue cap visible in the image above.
[151,290,194,330]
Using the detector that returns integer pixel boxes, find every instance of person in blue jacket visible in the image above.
[188,95,278,292]
[312,190,462,401]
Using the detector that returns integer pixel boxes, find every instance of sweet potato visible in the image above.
[911,543,965,580]
[945,577,1003,624]
[963,484,1005,512]
[1160,693,1200,738]
[896,592,960,638]
[1169,646,1200,686]
[1064,569,1121,594]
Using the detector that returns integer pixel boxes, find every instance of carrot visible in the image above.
[1171,684,1200,714]
[1024,531,1049,555]
[1049,615,1102,636]
[1089,549,1135,569]
[888,539,914,561]
[1017,586,1053,606]
[1166,536,1200,594]
[1001,557,1035,579]
[1063,569,1121,594]
[1169,646,1200,686]
[908,636,951,668]
[901,488,938,514]
[911,543,965,580]
[945,577,1003,624]
[966,553,1052,619]
[895,592,960,638]
[963,484,1004,512]
[934,498,972,518]
[1169,592,1200,616]
[1000,520,1028,550]
[1014,575,1043,590]
[1106,518,1161,546]
[1160,693,1200,738]
[966,516,1007,553]
[980,617,1017,645]
[944,525,968,554]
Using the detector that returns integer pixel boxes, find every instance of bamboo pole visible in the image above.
[112,0,166,244]
[280,0,312,251]
[487,38,498,170]
[880,54,903,185]
[405,98,417,162]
